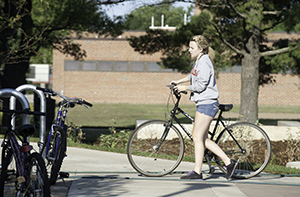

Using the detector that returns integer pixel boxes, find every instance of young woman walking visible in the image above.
[171,35,238,180]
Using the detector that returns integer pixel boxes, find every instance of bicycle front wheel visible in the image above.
[44,126,67,185]
[215,122,271,179]
[127,120,185,177]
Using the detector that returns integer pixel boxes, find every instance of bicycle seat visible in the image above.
[18,124,36,137]
[219,104,233,112]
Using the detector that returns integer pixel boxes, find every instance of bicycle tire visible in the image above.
[0,148,15,197]
[44,126,67,185]
[127,120,185,177]
[26,152,51,197]
[215,122,271,179]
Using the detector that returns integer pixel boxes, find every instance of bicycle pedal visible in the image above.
[59,172,69,178]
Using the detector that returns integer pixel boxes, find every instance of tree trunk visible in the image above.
[239,5,262,124]
[239,54,260,123]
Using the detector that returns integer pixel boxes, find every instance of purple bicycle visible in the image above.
[0,108,50,196]
[36,87,92,185]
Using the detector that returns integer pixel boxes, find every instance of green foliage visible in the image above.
[67,122,86,143]
[129,0,300,83]
[30,46,53,64]
[279,1,300,32]
[97,130,131,149]
[262,39,300,77]
[0,0,127,88]
[125,0,193,30]
[129,11,233,73]
[264,164,300,175]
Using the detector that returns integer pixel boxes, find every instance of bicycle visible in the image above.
[36,86,93,185]
[0,108,50,196]
[127,84,271,179]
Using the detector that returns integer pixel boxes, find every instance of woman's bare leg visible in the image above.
[204,135,231,166]
[192,112,213,174]
[192,112,231,174]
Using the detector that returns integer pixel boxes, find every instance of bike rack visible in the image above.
[0,88,31,126]
[9,84,46,152]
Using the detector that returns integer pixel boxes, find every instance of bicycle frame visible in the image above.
[1,120,36,194]
[36,86,92,184]
[45,101,68,159]
[162,87,242,171]
[4,130,26,178]
[127,86,271,178]
[164,87,227,143]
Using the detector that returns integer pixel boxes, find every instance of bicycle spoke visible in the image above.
[216,122,271,179]
[127,120,184,177]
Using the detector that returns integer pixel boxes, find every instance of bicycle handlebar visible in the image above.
[166,84,188,95]
[36,87,93,107]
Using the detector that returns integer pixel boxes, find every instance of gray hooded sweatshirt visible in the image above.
[188,54,219,105]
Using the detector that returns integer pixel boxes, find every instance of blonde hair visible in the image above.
[190,35,215,63]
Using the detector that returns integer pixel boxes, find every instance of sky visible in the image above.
[104,1,193,19]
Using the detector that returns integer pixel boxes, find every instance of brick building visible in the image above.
[52,31,300,106]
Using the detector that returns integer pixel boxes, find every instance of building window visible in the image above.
[114,61,128,72]
[82,61,96,71]
[146,62,161,72]
[98,61,113,71]
[232,65,242,73]
[130,62,144,72]
[65,61,80,71]
[162,68,174,72]
[64,60,178,73]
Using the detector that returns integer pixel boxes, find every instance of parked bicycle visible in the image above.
[0,108,50,196]
[127,84,271,178]
[36,87,93,185]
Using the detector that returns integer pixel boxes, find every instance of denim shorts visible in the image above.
[196,101,219,118]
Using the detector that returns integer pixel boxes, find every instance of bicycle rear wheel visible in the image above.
[0,148,16,197]
[44,126,66,185]
[26,152,51,197]
[215,122,271,179]
[127,120,185,177]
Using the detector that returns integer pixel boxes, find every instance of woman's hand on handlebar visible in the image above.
[170,81,178,86]
[175,85,189,93]
[167,83,188,94]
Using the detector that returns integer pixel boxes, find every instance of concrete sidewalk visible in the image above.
[50,146,300,197]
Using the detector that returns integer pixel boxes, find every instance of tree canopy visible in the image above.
[125,1,193,30]
[129,0,300,123]
[0,0,127,89]
[1,0,300,123]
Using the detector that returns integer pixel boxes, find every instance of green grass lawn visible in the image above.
[65,103,197,128]
[64,103,300,128]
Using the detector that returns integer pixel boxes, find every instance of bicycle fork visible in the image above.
[153,122,172,153]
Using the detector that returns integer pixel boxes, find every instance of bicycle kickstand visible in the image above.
[59,172,70,187]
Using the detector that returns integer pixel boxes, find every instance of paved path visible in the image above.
[50,146,300,197]
[1,138,300,197]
